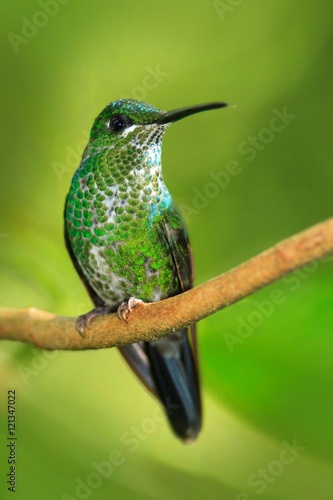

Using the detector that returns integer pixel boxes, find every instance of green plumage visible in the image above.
[64,98,227,441]
[65,100,185,306]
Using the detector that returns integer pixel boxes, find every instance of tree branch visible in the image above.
[1,218,332,351]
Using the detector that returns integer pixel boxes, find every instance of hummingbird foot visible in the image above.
[117,297,143,323]
[76,306,115,337]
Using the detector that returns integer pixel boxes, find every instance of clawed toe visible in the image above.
[75,299,143,335]
[76,315,89,337]
[75,306,114,337]
[117,297,143,323]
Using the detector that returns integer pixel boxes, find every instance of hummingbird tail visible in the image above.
[145,328,201,443]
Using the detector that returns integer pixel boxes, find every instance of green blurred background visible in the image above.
[1,1,333,498]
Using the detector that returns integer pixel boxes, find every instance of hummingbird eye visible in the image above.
[107,114,132,133]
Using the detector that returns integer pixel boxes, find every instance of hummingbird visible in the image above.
[64,99,227,442]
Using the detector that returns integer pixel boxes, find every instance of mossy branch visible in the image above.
[0,218,332,351]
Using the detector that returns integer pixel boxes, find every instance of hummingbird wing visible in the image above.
[143,207,201,442]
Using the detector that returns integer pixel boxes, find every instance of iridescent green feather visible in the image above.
[65,100,183,305]
[64,98,226,441]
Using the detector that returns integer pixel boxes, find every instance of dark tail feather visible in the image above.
[145,329,201,443]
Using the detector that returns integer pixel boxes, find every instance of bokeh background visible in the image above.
[1,1,333,498]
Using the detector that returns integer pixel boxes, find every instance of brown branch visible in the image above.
[1,218,333,351]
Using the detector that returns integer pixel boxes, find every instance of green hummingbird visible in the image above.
[64,99,227,442]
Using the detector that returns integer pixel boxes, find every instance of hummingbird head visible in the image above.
[82,99,228,184]
[86,98,228,153]
[89,99,164,144]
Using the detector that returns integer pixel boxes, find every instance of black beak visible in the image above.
[155,102,229,124]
